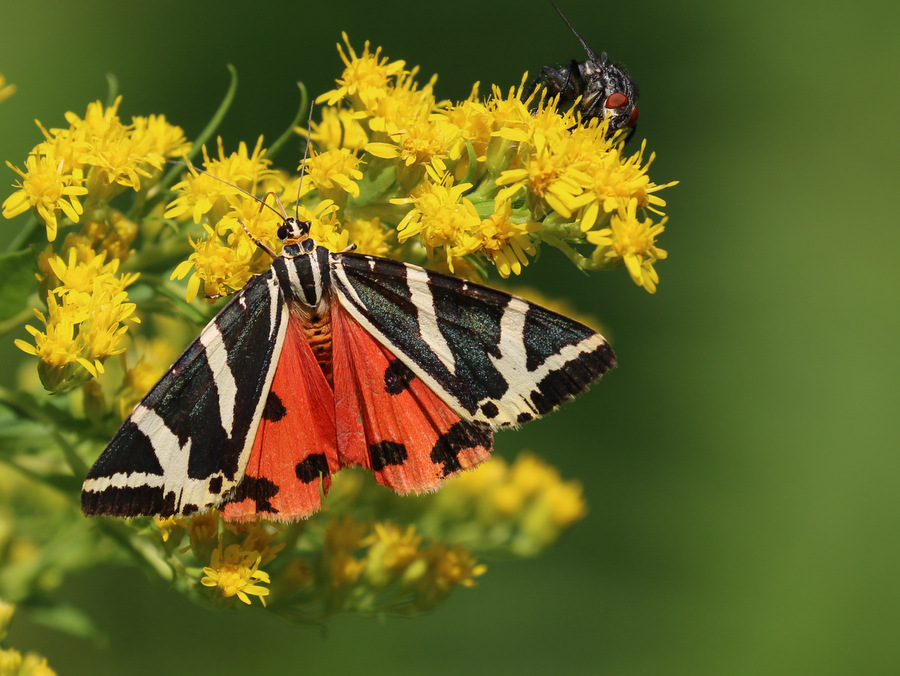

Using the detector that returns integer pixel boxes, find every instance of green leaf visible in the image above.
[24,601,107,645]
[0,248,36,322]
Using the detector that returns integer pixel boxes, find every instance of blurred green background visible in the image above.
[1,0,897,674]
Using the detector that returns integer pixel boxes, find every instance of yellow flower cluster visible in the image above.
[305,35,675,287]
[157,510,484,616]
[7,97,189,393]
[427,452,588,555]
[15,247,140,392]
[156,453,581,616]
[320,515,486,612]
[162,33,674,298]
[201,543,272,606]
[3,96,188,242]
[164,137,386,302]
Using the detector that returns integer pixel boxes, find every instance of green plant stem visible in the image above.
[158,64,239,191]
[267,82,309,160]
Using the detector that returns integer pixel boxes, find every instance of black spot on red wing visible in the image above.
[384,359,415,395]
[227,475,278,513]
[516,411,534,424]
[480,401,499,418]
[296,453,330,484]
[208,476,223,494]
[263,391,287,422]
[430,420,493,476]
[370,441,408,471]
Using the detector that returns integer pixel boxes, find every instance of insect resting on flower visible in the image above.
[524,2,640,138]
[81,165,617,522]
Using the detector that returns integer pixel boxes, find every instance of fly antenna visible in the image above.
[549,1,601,63]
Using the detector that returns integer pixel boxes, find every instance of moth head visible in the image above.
[278,218,312,243]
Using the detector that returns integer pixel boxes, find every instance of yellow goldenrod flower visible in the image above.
[578,140,676,230]
[509,452,557,498]
[366,116,464,175]
[393,171,480,269]
[586,197,667,293]
[171,223,256,303]
[0,649,23,675]
[229,521,285,566]
[64,214,139,263]
[316,33,408,110]
[184,510,220,546]
[16,248,141,385]
[15,293,85,371]
[344,217,395,257]
[2,153,88,242]
[130,113,191,160]
[20,654,57,676]
[426,543,486,590]
[328,551,366,588]
[490,482,526,517]
[302,107,370,152]
[478,198,540,278]
[542,481,588,528]
[46,247,139,297]
[165,137,271,225]
[304,147,364,200]
[201,543,271,606]
[154,517,180,543]
[362,522,422,587]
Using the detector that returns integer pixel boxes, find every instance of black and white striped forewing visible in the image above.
[81,272,288,517]
[331,253,616,429]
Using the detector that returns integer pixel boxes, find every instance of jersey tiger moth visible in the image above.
[81,213,616,522]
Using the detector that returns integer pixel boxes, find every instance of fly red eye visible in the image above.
[627,106,639,127]
[605,92,630,109]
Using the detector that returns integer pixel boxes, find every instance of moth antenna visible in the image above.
[168,158,285,221]
[237,216,278,260]
[168,158,284,256]
[295,101,317,220]
[260,190,290,220]
[549,1,601,63]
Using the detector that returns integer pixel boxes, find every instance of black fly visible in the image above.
[524,2,639,139]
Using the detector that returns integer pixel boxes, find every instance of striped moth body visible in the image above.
[81,218,616,521]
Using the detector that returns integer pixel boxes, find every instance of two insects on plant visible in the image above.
[76,4,647,523]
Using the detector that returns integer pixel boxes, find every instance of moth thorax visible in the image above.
[292,301,334,385]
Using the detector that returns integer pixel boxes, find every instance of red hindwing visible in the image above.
[331,302,492,494]
[222,313,339,521]
[222,299,493,521]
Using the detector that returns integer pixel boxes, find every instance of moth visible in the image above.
[82,203,616,522]
[524,1,639,136]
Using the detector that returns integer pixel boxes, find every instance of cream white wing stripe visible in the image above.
[404,265,457,376]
